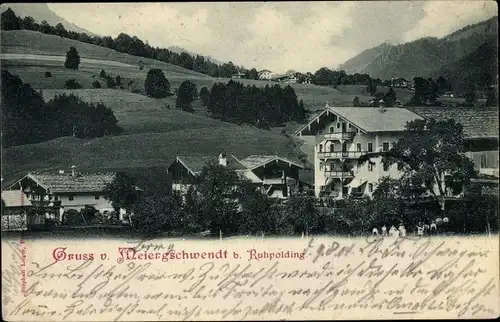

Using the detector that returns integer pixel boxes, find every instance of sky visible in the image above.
[47,1,498,74]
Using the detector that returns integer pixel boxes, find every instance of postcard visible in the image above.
[1,1,499,321]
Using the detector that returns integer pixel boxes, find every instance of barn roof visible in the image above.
[408,107,499,138]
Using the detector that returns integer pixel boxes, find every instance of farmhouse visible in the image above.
[167,153,304,199]
[3,168,116,213]
[295,104,423,198]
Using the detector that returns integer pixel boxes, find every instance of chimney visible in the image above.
[71,165,76,177]
[219,153,227,167]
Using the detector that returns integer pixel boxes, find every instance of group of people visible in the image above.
[372,219,448,238]
[372,224,407,237]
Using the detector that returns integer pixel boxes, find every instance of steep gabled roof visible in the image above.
[174,155,262,183]
[295,106,423,136]
[238,155,304,170]
[6,172,116,194]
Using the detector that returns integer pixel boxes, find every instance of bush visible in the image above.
[64,209,82,226]
[91,80,101,88]
[65,79,82,89]
[45,71,52,78]
[99,69,107,79]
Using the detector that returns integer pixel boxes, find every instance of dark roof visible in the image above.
[18,172,116,193]
[176,155,246,175]
[408,107,499,138]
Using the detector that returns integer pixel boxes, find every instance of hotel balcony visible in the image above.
[324,170,354,178]
[316,132,354,143]
[317,150,366,160]
[325,132,354,140]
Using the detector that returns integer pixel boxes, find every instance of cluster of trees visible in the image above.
[202,81,307,127]
[407,76,448,106]
[1,8,256,78]
[104,165,321,237]
[1,70,123,147]
[311,68,378,87]
[99,69,125,89]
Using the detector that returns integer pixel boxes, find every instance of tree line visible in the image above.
[311,68,379,87]
[1,8,259,79]
[1,70,123,147]
[200,81,307,128]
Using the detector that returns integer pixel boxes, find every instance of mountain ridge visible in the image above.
[339,16,498,84]
[1,3,98,36]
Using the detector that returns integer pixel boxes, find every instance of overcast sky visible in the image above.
[48,1,498,73]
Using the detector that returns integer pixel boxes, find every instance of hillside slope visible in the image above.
[434,39,498,93]
[1,30,211,78]
[339,16,498,83]
[1,3,96,36]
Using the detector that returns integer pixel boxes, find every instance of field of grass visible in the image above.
[2,126,303,185]
[39,89,225,134]
[336,84,415,103]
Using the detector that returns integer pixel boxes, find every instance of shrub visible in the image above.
[45,71,52,78]
[65,79,82,89]
[91,80,101,88]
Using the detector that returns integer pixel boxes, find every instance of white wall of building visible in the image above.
[57,193,114,212]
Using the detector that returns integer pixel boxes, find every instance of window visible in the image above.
[95,194,100,200]
[356,143,361,152]
[69,195,74,201]
[383,142,390,152]
[348,123,352,128]
[383,163,389,171]
[337,123,340,129]
[368,163,374,172]
[368,143,373,152]
[319,144,323,152]
[319,162,324,171]
[54,195,59,201]
[369,183,373,193]
[480,153,487,168]
[329,143,334,152]
[329,126,334,133]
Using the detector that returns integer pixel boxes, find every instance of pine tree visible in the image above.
[64,47,80,70]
